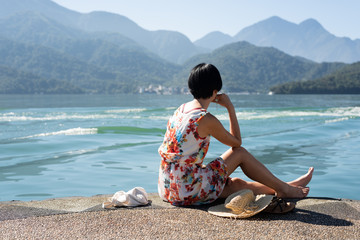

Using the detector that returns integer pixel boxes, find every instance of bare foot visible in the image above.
[288,167,314,188]
[277,185,310,199]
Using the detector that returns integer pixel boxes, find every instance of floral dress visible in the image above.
[158,104,228,206]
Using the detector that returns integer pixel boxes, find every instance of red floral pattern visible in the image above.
[158,104,228,206]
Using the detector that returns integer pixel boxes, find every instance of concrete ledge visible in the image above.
[0,193,175,222]
[0,194,359,239]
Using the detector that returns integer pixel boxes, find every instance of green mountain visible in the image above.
[0,65,83,94]
[270,62,360,94]
[0,5,350,94]
[0,0,204,64]
[173,42,345,93]
[75,11,205,64]
[0,12,180,93]
[0,11,85,46]
[0,37,137,93]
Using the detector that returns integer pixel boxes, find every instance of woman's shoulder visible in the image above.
[199,112,217,122]
[194,111,218,129]
[197,112,222,138]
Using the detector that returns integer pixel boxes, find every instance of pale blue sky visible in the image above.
[52,0,360,42]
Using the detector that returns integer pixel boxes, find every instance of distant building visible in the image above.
[138,85,189,95]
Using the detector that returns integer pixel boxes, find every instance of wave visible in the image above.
[13,126,165,141]
[149,116,172,120]
[105,107,175,114]
[18,128,98,139]
[105,108,147,113]
[0,113,119,122]
[0,108,172,122]
[325,117,350,124]
[215,106,360,121]
[326,106,360,117]
[2,106,358,125]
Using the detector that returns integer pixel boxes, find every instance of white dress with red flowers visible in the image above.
[158,104,228,206]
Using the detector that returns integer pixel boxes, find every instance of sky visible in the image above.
[52,0,360,42]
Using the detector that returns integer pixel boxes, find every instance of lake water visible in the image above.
[0,94,359,201]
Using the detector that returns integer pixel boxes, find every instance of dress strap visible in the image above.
[181,103,186,113]
[182,104,207,114]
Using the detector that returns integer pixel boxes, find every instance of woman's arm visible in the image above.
[223,96,242,144]
[198,94,242,147]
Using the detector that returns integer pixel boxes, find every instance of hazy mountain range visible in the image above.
[0,0,357,94]
[2,0,359,64]
[0,0,204,64]
[195,16,360,64]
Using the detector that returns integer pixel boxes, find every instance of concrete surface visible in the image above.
[0,193,359,239]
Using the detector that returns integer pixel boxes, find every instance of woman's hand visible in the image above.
[213,93,234,110]
[211,93,242,146]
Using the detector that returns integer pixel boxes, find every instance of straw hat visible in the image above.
[208,189,273,218]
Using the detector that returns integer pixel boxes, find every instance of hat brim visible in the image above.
[208,194,273,218]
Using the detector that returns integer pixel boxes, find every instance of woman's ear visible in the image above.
[213,90,218,97]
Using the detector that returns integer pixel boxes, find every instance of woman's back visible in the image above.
[158,103,228,206]
[158,103,210,165]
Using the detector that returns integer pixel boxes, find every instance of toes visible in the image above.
[302,187,310,197]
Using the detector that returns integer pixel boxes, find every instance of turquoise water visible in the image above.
[0,94,359,201]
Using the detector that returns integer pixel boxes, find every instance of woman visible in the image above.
[158,63,313,206]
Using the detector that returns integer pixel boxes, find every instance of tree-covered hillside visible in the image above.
[0,38,136,93]
[0,65,83,94]
[270,62,360,94]
[0,0,205,64]
[0,12,180,93]
[0,7,353,94]
[173,42,345,93]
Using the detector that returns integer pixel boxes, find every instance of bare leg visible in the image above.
[288,167,314,187]
[220,167,314,197]
[219,147,312,198]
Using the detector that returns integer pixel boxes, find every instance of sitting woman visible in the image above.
[158,63,314,206]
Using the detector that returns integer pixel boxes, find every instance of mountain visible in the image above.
[2,1,359,64]
[270,62,360,94]
[0,65,83,94]
[194,31,234,50]
[0,11,148,54]
[0,0,79,26]
[173,41,345,93]
[234,16,360,63]
[0,37,136,93]
[0,1,353,94]
[0,12,180,93]
[75,11,204,64]
[0,35,175,94]
[0,0,204,64]
[0,11,83,46]
[195,16,360,64]
[0,35,346,94]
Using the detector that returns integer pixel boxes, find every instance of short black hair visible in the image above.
[188,63,222,99]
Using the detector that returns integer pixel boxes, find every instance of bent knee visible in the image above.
[226,177,248,189]
[231,146,249,156]
[221,177,249,198]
